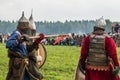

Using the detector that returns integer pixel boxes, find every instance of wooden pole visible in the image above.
[29,34,69,39]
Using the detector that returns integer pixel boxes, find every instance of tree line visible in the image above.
[0,19,114,35]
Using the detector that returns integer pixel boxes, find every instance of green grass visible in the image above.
[117,47,120,60]
[0,44,80,80]
[0,43,120,80]
[41,46,80,80]
[0,44,9,80]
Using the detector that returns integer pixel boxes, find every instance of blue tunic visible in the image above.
[6,30,28,56]
[6,30,29,80]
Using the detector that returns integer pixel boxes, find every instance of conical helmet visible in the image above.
[95,17,106,30]
[29,11,36,30]
[17,11,32,35]
[17,11,30,29]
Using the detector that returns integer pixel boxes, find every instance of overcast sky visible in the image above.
[0,0,120,22]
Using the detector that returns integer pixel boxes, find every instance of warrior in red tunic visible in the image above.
[75,17,120,80]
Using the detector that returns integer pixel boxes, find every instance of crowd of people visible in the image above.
[42,33,86,46]
[1,32,120,47]
[2,32,120,48]
[0,33,87,46]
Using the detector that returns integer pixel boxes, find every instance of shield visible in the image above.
[35,43,47,68]
[74,61,85,80]
[74,65,85,80]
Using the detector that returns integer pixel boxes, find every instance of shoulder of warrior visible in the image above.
[103,34,111,38]
[89,33,111,39]
[15,30,21,36]
[88,33,95,38]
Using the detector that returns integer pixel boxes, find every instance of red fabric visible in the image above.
[53,36,65,45]
[85,66,118,80]
[35,33,45,43]
[80,35,120,80]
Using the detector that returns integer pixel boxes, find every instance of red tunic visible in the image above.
[80,35,120,80]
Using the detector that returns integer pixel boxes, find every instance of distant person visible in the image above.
[6,12,44,80]
[113,23,120,33]
[75,17,120,80]
[0,35,2,43]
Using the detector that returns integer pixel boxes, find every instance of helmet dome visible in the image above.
[95,17,106,30]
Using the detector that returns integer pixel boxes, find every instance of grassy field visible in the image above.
[0,44,80,80]
[0,43,120,80]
